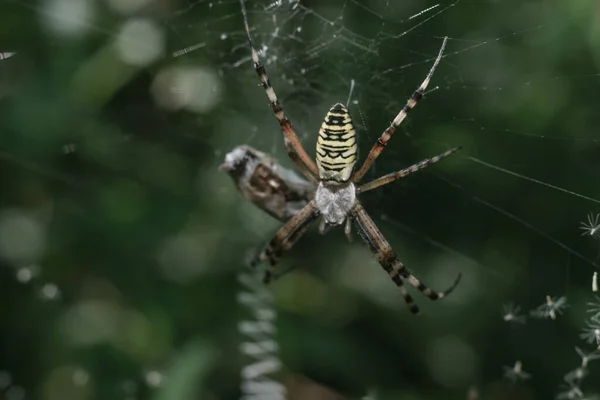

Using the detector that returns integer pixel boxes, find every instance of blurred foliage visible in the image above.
[1,0,600,399]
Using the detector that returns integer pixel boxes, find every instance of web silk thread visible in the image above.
[237,271,287,400]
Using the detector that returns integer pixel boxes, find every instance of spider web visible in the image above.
[165,0,600,396]
[1,0,600,398]
[169,0,600,294]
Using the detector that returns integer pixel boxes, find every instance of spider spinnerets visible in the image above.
[237,0,462,314]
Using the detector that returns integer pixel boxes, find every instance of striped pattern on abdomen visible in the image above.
[316,103,357,183]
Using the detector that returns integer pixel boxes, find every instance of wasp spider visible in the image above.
[238,0,461,314]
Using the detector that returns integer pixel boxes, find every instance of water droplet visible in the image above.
[220,33,227,40]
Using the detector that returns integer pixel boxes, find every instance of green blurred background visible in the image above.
[1,0,600,398]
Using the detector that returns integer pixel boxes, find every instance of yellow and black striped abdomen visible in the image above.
[316,103,357,183]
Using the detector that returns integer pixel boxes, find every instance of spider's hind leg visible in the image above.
[398,264,462,300]
[351,201,461,314]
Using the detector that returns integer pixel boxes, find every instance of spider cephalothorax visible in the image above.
[238,0,462,314]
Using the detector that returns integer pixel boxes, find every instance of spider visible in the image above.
[238,0,461,314]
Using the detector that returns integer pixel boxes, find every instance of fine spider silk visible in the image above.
[237,0,461,314]
[221,145,314,221]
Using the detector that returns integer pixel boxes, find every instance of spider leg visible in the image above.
[357,146,461,193]
[239,0,318,182]
[318,218,327,235]
[344,217,353,243]
[250,200,319,282]
[264,212,317,283]
[270,215,351,281]
[351,201,461,314]
[352,37,448,183]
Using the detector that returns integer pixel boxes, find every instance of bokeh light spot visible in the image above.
[60,301,121,346]
[0,371,12,390]
[0,209,45,266]
[157,232,219,283]
[43,366,93,400]
[41,283,61,301]
[151,66,222,113]
[5,385,25,400]
[144,370,163,388]
[41,0,95,38]
[107,0,152,15]
[116,18,165,66]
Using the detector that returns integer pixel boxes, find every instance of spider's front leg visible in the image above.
[351,201,461,314]
[352,37,448,183]
[263,215,317,282]
[357,146,461,193]
[250,200,319,283]
[239,0,319,182]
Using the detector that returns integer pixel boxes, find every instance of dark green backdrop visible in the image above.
[0,0,599,399]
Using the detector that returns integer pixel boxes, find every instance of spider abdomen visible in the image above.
[315,182,356,226]
[316,103,357,183]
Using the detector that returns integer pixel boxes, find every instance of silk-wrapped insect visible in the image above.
[220,145,314,222]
